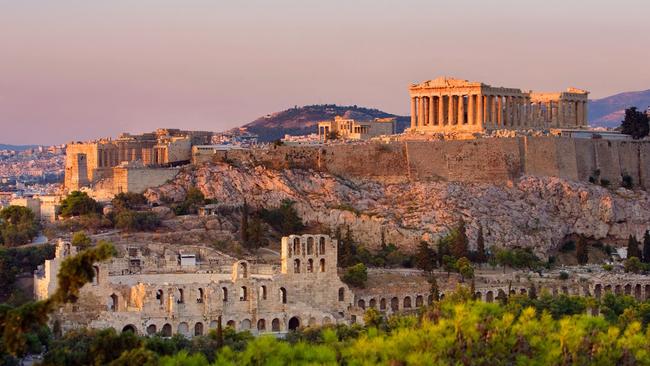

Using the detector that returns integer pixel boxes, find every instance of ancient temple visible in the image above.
[408,77,589,133]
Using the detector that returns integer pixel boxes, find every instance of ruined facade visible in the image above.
[35,235,353,335]
[318,116,395,141]
[64,129,212,191]
[408,77,589,134]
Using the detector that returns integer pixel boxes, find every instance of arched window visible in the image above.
[122,324,137,334]
[156,289,164,305]
[288,317,300,331]
[390,297,399,311]
[369,298,377,308]
[178,322,189,337]
[109,294,118,311]
[260,285,267,300]
[257,319,266,331]
[194,322,204,336]
[307,259,314,273]
[380,298,386,310]
[416,295,423,307]
[403,296,412,309]
[358,299,365,309]
[197,288,204,303]
[177,289,184,304]
[92,266,100,285]
[146,324,157,335]
[226,320,236,329]
[280,287,287,304]
[294,259,301,273]
[222,287,228,302]
[307,237,314,254]
[240,286,248,301]
[240,319,251,330]
[319,258,325,272]
[162,323,172,337]
[271,318,281,332]
[319,237,326,254]
[338,287,345,301]
[293,238,301,255]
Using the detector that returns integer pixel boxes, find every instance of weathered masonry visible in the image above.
[36,235,353,336]
[408,77,589,133]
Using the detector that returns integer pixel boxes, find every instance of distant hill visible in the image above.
[589,89,650,128]
[0,144,39,151]
[239,104,409,142]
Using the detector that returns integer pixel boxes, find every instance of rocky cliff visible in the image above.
[145,163,650,258]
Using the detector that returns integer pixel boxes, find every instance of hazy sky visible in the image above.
[1,0,650,145]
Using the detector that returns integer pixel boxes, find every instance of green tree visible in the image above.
[427,273,439,302]
[620,106,650,139]
[643,230,650,264]
[457,257,474,282]
[624,256,644,274]
[114,211,161,232]
[475,225,486,263]
[342,263,367,288]
[70,231,91,250]
[111,192,147,212]
[450,221,469,259]
[627,235,641,259]
[0,206,39,247]
[414,241,436,273]
[260,199,304,235]
[59,191,102,218]
[495,248,514,273]
[575,235,588,265]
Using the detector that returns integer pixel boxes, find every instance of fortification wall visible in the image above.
[113,167,180,194]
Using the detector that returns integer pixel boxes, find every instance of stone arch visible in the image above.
[624,284,632,296]
[156,289,164,305]
[319,237,326,254]
[427,294,434,305]
[260,285,267,300]
[338,287,345,301]
[257,319,266,331]
[178,322,189,337]
[615,285,622,295]
[177,288,184,304]
[307,237,314,255]
[307,258,314,273]
[240,319,251,330]
[226,320,236,329]
[635,284,642,300]
[390,297,399,311]
[280,287,287,304]
[162,323,172,337]
[319,258,325,272]
[197,288,204,303]
[486,290,494,303]
[604,284,612,293]
[380,298,386,310]
[369,298,377,308]
[403,296,412,309]
[239,262,248,278]
[288,317,300,331]
[294,259,301,273]
[146,324,157,335]
[194,322,204,336]
[222,287,228,302]
[92,266,100,285]
[293,238,301,255]
[416,295,423,307]
[240,286,248,301]
[272,318,281,332]
[322,316,332,325]
[122,324,137,334]
[474,292,482,301]
[358,299,366,309]
[497,289,507,301]
[109,293,118,311]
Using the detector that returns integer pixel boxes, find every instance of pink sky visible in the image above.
[1,0,650,145]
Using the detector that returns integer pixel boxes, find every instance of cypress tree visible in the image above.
[240,201,249,243]
[451,220,469,259]
[476,225,486,263]
[643,230,650,263]
[627,235,641,259]
[576,236,589,264]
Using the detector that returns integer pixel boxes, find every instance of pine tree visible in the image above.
[576,235,589,264]
[627,235,641,259]
[620,107,650,139]
[427,273,439,302]
[643,230,650,263]
[476,225,486,263]
[240,201,249,244]
[415,241,436,273]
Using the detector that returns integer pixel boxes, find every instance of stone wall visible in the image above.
[113,166,180,194]
[213,137,650,189]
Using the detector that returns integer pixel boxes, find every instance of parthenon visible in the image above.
[408,77,589,133]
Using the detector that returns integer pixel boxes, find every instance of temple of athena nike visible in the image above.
[408,77,589,133]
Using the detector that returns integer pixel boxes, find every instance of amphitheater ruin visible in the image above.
[35,234,650,336]
[408,77,589,133]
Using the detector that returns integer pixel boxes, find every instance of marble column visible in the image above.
[438,95,445,125]
[410,97,416,129]
[497,96,503,126]
[582,101,588,126]
[448,95,455,125]
[557,100,564,127]
[477,94,484,126]
[417,97,424,126]
[423,97,429,126]
[490,96,496,127]
[468,94,475,125]
[429,96,436,126]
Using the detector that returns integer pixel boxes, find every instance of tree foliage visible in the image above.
[628,235,641,260]
[112,192,147,211]
[114,211,161,232]
[576,235,588,264]
[620,106,650,139]
[71,231,91,250]
[342,263,367,288]
[59,191,102,218]
[0,206,39,247]
[259,199,304,235]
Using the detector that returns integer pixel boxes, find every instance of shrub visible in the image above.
[58,191,102,218]
[602,264,613,271]
[112,192,147,211]
[0,206,40,247]
[343,263,367,288]
[114,211,161,232]
[558,271,569,280]
[70,231,91,250]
